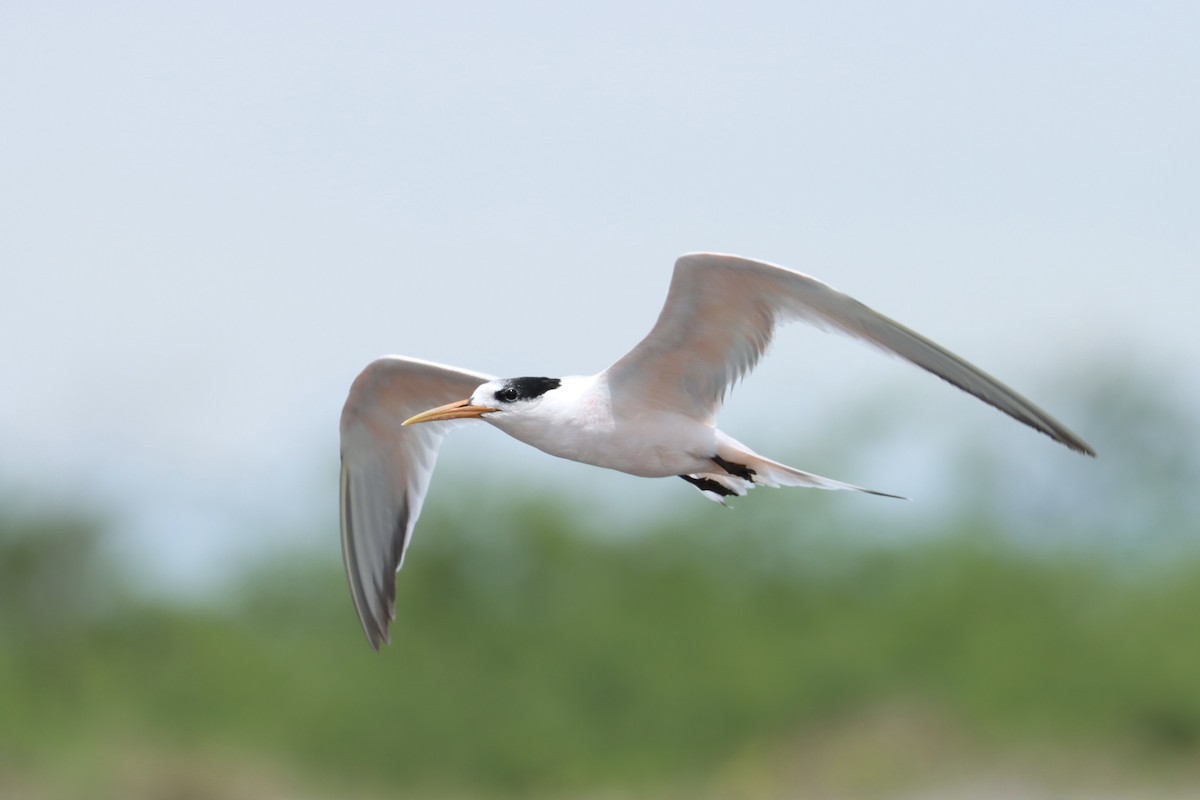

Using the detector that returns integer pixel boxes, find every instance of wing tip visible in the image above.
[865,488,908,500]
[1067,438,1098,459]
[356,587,394,651]
[352,588,393,652]
[364,622,389,651]
[1040,423,1097,459]
[340,462,398,652]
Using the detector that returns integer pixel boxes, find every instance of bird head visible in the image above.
[402,377,563,426]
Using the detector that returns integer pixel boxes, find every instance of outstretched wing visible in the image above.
[604,253,1094,456]
[340,356,493,649]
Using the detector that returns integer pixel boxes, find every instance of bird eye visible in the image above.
[498,387,520,403]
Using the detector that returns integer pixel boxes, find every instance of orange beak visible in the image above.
[402,398,499,426]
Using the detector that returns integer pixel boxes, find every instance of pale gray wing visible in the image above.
[605,253,1094,456]
[340,356,494,649]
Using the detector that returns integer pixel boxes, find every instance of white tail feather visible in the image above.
[680,433,906,501]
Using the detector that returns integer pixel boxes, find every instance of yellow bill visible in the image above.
[402,398,499,426]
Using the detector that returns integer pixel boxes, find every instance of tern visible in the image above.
[340,253,1094,648]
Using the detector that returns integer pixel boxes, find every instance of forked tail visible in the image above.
[679,433,905,504]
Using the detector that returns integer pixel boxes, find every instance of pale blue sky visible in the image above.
[2,2,1196,587]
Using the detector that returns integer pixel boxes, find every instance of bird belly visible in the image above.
[499,410,715,478]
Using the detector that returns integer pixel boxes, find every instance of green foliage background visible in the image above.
[2,373,1198,799]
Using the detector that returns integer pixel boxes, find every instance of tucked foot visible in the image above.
[711,454,756,481]
[679,474,737,497]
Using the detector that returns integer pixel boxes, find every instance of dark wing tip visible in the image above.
[353,574,394,652]
[340,463,399,652]
[360,584,392,650]
[1021,415,1096,459]
[1067,436,1098,458]
[365,619,388,651]
[355,559,398,653]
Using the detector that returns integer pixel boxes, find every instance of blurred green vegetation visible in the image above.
[3,499,1200,798]
[2,372,1199,799]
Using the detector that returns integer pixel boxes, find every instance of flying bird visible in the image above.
[340,253,1094,648]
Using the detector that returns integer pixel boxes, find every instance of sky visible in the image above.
[1,2,1197,589]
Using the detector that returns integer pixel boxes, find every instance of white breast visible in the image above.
[484,374,717,478]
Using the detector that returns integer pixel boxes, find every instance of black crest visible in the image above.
[494,377,562,403]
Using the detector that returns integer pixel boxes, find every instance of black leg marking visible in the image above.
[679,475,737,497]
[711,455,756,481]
